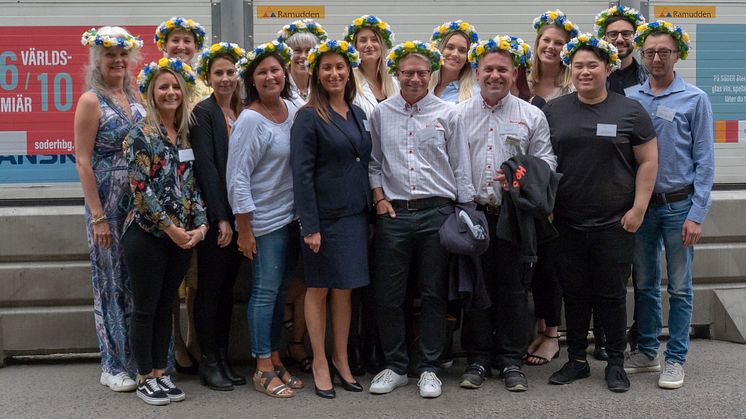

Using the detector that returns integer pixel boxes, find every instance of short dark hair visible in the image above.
[242,52,292,106]
[604,16,635,31]
[573,45,612,65]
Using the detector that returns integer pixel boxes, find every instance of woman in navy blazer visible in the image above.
[290,42,371,399]
[190,47,245,391]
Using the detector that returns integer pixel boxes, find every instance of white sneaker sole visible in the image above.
[166,392,186,402]
[137,391,170,406]
[658,378,684,389]
[369,379,408,394]
[419,388,442,398]
[624,364,662,374]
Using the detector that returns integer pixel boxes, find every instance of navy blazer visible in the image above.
[190,94,234,224]
[290,105,372,236]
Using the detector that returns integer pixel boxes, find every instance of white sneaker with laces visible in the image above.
[658,360,685,389]
[369,368,408,394]
[100,372,137,392]
[417,371,442,398]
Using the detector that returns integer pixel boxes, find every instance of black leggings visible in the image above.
[122,225,192,375]
[531,242,563,327]
[194,226,243,356]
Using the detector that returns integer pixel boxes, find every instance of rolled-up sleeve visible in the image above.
[445,109,475,203]
[368,106,384,190]
[528,112,557,171]
[227,116,266,215]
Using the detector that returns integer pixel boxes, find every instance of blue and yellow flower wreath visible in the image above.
[594,5,646,37]
[195,42,246,82]
[137,57,197,96]
[306,39,360,74]
[386,40,443,75]
[343,15,394,50]
[560,33,620,71]
[237,40,292,79]
[155,17,207,51]
[533,9,580,38]
[468,35,531,69]
[81,28,143,51]
[431,20,479,45]
[634,20,690,60]
[277,19,328,43]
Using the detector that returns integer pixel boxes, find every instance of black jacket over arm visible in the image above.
[290,105,372,236]
[190,94,234,224]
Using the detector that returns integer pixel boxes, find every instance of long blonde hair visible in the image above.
[353,28,397,98]
[143,68,193,143]
[528,24,573,91]
[429,31,477,103]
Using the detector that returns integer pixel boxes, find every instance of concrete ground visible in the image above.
[1,339,744,419]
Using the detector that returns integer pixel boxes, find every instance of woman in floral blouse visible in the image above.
[122,58,207,406]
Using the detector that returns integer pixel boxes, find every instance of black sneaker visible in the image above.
[548,360,591,385]
[605,363,630,393]
[460,363,487,389]
[500,366,528,392]
[137,378,170,406]
[156,375,186,402]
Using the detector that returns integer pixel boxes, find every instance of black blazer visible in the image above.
[190,94,234,224]
[290,105,372,236]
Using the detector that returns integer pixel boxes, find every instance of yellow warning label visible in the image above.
[653,5,717,19]
[257,5,325,19]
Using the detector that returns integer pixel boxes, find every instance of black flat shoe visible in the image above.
[175,351,199,376]
[330,362,363,392]
[314,385,336,399]
[217,348,246,386]
[199,354,234,391]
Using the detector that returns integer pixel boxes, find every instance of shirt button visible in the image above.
[409,132,413,136]
[410,167,414,171]
[409,150,413,154]
[412,186,416,190]
[355,157,360,162]
[489,128,494,132]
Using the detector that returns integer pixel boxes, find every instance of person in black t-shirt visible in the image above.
[543,35,658,393]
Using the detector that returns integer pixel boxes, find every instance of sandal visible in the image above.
[253,370,293,398]
[525,333,560,366]
[275,365,304,389]
[286,341,313,373]
[524,331,545,360]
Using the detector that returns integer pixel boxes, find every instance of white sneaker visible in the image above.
[100,372,137,392]
[417,371,442,398]
[658,360,685,389]
[369,368,408,394]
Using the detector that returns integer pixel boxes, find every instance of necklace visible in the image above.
[260,100,284,123]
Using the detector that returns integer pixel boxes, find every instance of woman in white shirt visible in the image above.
[429,20,480,104]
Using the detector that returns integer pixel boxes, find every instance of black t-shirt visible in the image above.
[544,92,656,231]
[608,58,645,96]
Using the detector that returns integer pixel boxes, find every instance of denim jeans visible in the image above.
[248,223,297,359]
[633,197,694,365]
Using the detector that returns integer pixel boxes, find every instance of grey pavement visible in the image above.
[1,339,744,418]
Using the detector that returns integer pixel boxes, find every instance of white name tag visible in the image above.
[596,123,617,137]
[656,105,676,122]
[363,119,371,132]
[179,148,195,162]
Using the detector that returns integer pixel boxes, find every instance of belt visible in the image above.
[476,203,501,216]
[650,185,694,206]
[389,197,452,211]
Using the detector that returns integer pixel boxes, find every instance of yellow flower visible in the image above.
[184,64,193,72]
[103,38,113,48]
[459,22,470,31]
[377,22,387,30]
[165,20,175,29]
[403,41,415,50]
[354,18,363,27]
[499,40,510,51]
[319,43,329,53]
[611,53,618,62]
[210,44,221,53]
[683,33,690,42]
[578,34,589,43]
[522,43,530,52]
[234,47,243,56]
[564,22,574,32]
[475,45,485,56]
[663,21,673,29]
[387,51,396,60]
[340,41,349,51]
[186,19,195,27]
[548,11,558,21]
[266,43,276,51]
[439,26,447,34]
[158,57,170,67]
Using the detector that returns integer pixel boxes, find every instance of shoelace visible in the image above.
[144,377,161,392]
[418,372,441,387]
[373,369,396,384]
[112,372,131,385]
[158,375,176,389]
[663,362,679,376]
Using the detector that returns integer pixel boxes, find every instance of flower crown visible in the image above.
[277,19,328,43]
[237,40,292,79]
[533,9,580,38]
[81,28,143,51]
[634,20,691,60]
[468,35,531,69]
[343,15,394,50]
[306,39,360,74]
[431,20,479,45]
[195,42,246,82]
[386,40,442,75]
[137,57,197,96]
[155,17,207,51]
[560,33,620,71]
[594,5,646,37]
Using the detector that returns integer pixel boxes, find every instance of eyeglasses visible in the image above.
[642,48,679,60]
[605,30,634,40]
[399,70,431,79]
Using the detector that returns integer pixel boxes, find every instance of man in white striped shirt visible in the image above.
[452,39,556,392]
[368,43,473,399]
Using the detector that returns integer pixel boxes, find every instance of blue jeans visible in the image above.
[247,224,295,359]
[633,197,694,365]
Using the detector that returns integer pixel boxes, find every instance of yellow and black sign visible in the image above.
[257,5,325,19]
[653,5,716,19]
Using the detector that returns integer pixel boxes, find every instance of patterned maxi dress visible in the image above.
[84,90,145,377]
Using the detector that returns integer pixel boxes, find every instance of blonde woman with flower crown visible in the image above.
[75,26,144,393]
[344,15,398,117]
[528,10,578,101]
[429,20,479,103]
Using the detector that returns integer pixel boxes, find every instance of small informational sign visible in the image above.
[653,5,717,19]
[257,5,325,19]
[0,25,162,183]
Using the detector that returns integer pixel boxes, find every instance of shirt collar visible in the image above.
[480,92,512,110]
[397,91,435,112]
[639,72,687,97]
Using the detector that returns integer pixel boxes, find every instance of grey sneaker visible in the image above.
[624,350,661,373]
[658,360,685,389]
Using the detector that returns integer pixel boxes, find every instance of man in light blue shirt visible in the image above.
[624,21,714,390]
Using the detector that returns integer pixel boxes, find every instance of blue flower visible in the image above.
[367,16,376,23]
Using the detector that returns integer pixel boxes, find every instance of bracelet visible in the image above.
[91,215,107,225]
[198,224,207,241]
[200,229,205,241]
[373,198,385,207]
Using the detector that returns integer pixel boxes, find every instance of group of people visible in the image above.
[75,5,713,407]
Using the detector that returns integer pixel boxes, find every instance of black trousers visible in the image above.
[551,220,634,364]
[373,204,452,375]
[531,242,563,327]
[122,225,192,375]
[194,226,243,356]
[462,213,532,369]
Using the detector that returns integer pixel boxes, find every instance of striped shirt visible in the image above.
[453,93,556,206]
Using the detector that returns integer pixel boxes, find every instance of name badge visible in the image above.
[363,119,371,132]
[179,148,195,162]
[596,123,617,137]
[656,105,676,122]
